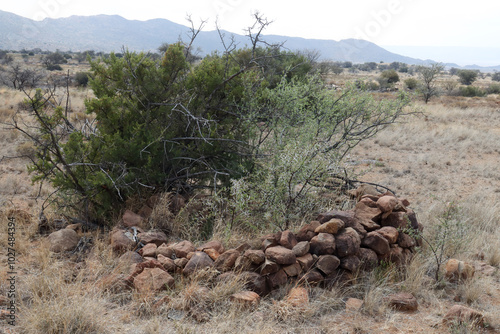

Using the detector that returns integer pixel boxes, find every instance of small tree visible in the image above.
[380,69,399,84]
[42,52,67,70]
[417,63,444,103]
[404,77,418,90]
[457,69,478,85]
[492,72,500,82]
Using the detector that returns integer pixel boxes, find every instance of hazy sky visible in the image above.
[2,1,500,65]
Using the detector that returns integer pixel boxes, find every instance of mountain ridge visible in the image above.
[1,10,498,70]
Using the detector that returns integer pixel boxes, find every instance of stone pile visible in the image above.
[106,188,423,296]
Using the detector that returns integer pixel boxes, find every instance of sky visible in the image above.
[2,0,500,65]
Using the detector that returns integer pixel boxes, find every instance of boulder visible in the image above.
[157,254,177,272]
[197,240,225,254]
[310,233,335,255]
[445,259,475,282]
[139,243,157,257]
[299,269,324,284]
[314,219,345,234]
[137,231,168,247]
[171,240,195,258]
[335,227,361,257]
[241,271,268,296]
[122,209,144,228]
[265,246,296,265]
[292,241,310,257]
[203,248,220,261]
[376,195,398,213]
[340,255,361,272]
[354,201,382,231]
[358,247,379,270]
[214,249,240,272]
[244,249,266,265]
[362,231,390,255]
[443,305,484,327]
[283,262,302,277]
[134,267,174,293]
[48,228,80,253]
[377,226,399,244]
[397,232,416,248]
[156,243,175,258]
[316,255,340,275]
[260,258,280,276]
[267,269,288,290]
[230,291,260,308]
[183,251,214,275]
[280,230,298,249]
[387,293,418,312]
[296,253,315,272]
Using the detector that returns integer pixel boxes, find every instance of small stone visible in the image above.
[134,267,174,293]
[345,297,364,311]
[296,253,315,271]
[292,241,310,257]
[139,243,157,257]
[443,305,484,327]
[335,227,361,257]
[314,219,345,234]
[244,249,266,265]
[265,246,296,265]
[283,262,302,277]
[198,240,225,254]
[156,243,174,258]
[203,248,220,261]
[286,287,309,307]
[230,291,260,308]
[280,230,298,249]
[260,258,280,276]
[183,251,214,275]
[376,195,398,213]
[445,259,475,282]
[267,269,288,290]
[340,255,361,272]
[316,255,340,275]
[171,240,196,258]
[174,257,188,269]
[377,226,399,244]
[157,254,177,272]
[310,233,335,255]
[48,228,80,253]
[299,269,324,284]
[362,231,390,255]
[214,249,240,272]
[122,209,144,228]
[137,231,168,247]
[387,293,418,312]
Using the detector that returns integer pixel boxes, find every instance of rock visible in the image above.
[157,254,177,272]
[318,210,368,238]
[376,195,398,213]
[397,232,416,248]
[47,228,80,253]
[316,255,340,275]
[280,230,298,249]
[183,251,214,275]
[234,255,255,272]
[98,273,132,293]
[345,297,364,312]
[445,259,475,282]
[122,209,144,228]
[241,272,268,296]
[296,222,319,242]
[443,305,484,327]
[265,246,296,265]
[137,231,168,247]
[358,247,379,270]
[296,253,315,271]
[198,240,225,254]
[137,204,153,219]
[126,259,165,283]
[230,291,260,308]
[299,269,324,284]
[292,241,310,257]
[359,196,378,208]
[174,257,189,269]
[261,234,279,250]
[260,258,280,276]
[377,226,399,244]
[310,233,336,255]
[244,249,266,265]
[267,269,288,290]
[156,243,174,258]
[388,246,406,265]
[203,248,220,261]
[362,231,390,255]
[387,293,418,312]
[340,255,361,272]
[214,249,240,272]
[335,227,361,257]
[235,242,252,253]
[286,287,309,307]
[139,243,157,258]
[324,269,355,288]
[65,223,82,232]
[381,212,410,229]
[283,262,302,277]
[354,201,382,231]
[110,229,137,254]
[314,219,345,234]
[134,267,175,293]
[171,240,196,258]
[348,184,380,200]
[119,251,143,265]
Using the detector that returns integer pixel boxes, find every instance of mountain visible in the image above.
[0,10,495,69]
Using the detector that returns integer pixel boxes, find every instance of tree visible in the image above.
[42,52,67,70]
[457,69,478,85]
[417,63,444,103]
[492,71,500,82]
[404,77,418,90]
[380,69,399,84]
[0,63,44,90]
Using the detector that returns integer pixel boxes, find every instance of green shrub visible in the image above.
[458,85,485,97]
[486,83,500,94]
[492,72,500,82]
[457,69,479,85]
[404,77,418,90]
[74,72,90,87]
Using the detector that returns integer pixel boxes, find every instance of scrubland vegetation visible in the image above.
[0,19,499,333]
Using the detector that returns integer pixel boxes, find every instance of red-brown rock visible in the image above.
[316,255,340,275]
[267,269,288,290]
[156,243,174,258]
[137,231,168,247]
[381,212,410,229]
[265,246,296,265]
[230,291,261,308]
[280,230,298,249]
[362,231,390,255]
[171,240,195,258]
[387,293,418,312]
[296,253,315,271]
[335,227,361,257]
[139,243,157,257]
[183,251,214,275]
[340,255,361,272]
[214,249,240,272]
[197,240,225,254]
[443,305,484,327]
[310,233,336,255]
[48,228,80,253]
[376,195,398,213]
[299,269,324,284]
[314,219,344,234]
[283,262,302,277]
[260,258,280,276]
[445,259,475,282]
[241,271,268,295]
[244,249,266,265]
[292,241,310,257]
[286,287,309,307]
[397,232,416,248]
[378,226,399,244]
[157,254,177,272]
[358,247,379,270]
[134,267,174,293]
[122,209,144,228]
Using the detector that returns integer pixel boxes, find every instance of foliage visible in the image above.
[458,85,486,97]
[486,83,500,94]
[457,69,478,85]
[379,69,399,87]
[416,63,444,103]
[404,77,418,90]
[74,72,90,87]
[42,52,67,70]
[492,72,500,82]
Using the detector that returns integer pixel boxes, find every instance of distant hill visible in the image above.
[1,10,498,70]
